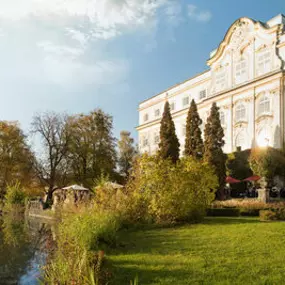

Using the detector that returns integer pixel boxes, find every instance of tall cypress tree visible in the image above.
[204,102,226,200]
[184,99,204,159]
[159,101,180,163]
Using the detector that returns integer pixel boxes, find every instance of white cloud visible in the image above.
[0,0,169,39]
[0,0,188,95]
[164,1,182,25]
[187,4,212,23]
[0,0,178,87]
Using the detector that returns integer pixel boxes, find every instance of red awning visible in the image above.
[243,175,261,182]
[226,176,241,184]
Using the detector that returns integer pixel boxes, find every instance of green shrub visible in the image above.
[125,154,217,224]
[276,208,285,220]
[259,208,285,221]
[4,182,26,211]
[240,208,260,217]
[259,210,277,221]
[207,208,240,217]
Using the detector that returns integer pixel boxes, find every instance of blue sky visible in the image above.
[0,0,284,142]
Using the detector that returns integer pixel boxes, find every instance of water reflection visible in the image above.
[0,214,54,284]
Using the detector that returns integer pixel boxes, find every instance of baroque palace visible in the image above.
[137,14,285,154]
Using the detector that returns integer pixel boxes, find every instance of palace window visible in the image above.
[215,68,227,91]
[154,109,160,117]
[256,50,271,76]
[182,96,190,106]
[143,113,149,122]
[154,133,160,144]
[235,59,247,84]
[199,90,207,100]
[235,103,246,122]
[235,132,246,150]
[170,102,175,111]
[258,94,270,115]
[220,111,225,126]
[142,137,149,147]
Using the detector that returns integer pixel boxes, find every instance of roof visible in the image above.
[138,69,210,107]
[62,184,89,191]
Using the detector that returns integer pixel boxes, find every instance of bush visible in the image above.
[275,208,285,220]
[259,210,277,221]
[125,154,217,224]
[94,182,127,215]
[240,208,260,217]
[4,182,26,211]
[207,208,240,217]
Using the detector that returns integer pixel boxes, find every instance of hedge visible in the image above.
[207,208,240,217]
[239,208,260,217]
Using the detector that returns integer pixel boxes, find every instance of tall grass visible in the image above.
[44,207,121,284]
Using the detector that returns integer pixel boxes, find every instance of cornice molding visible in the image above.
[137,72,284,132]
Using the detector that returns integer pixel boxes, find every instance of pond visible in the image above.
[0,214,55,285]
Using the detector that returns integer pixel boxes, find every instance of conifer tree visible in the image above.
[184,99,204,159]
[159,101,180,163]
[204,102,226,200]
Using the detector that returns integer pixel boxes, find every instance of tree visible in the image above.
[0,121,34,200]
[227,149,253,197]
[184,99,204,159]
[118,131,137,178]
[204,102,226,200]
[158,101,180,163]
[67,109,117,187]
[249,147,285,186]
[31,112,70,202]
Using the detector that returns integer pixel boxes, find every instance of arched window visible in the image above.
[235,103,246,122]
[235,131,246,150]
[220,111,225,126]
[258,94,270,115]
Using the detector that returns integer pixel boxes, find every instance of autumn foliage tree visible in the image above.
[158,101,180,163]
[0,121,34,200]
[204,103,226,200]
[184,99,204,159]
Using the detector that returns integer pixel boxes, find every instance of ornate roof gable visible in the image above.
[207,17,279,66]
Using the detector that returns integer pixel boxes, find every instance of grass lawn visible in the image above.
[109,217,285,285]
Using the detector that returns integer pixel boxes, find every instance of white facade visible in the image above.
[137,14,285,154]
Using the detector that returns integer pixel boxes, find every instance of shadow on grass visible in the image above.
[109,217,261,284]
[109,263,197,285]
[202,217,260,225]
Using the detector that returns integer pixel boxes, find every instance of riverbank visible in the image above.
[0,213,55,284]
